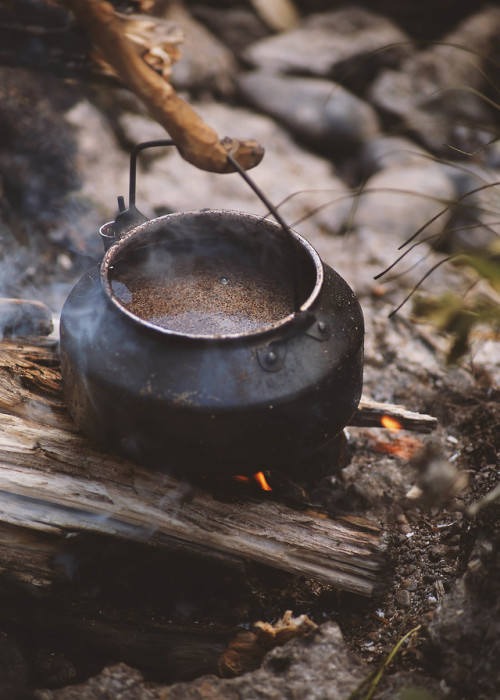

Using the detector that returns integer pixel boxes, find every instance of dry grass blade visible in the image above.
[348,625,422,700]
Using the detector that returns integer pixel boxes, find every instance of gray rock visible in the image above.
[357,135,432,178]
[191,5,270,54]
[369,6,500,155]
[241,6,412,86]
[440,162,500,251]
[349,162,457,245]
[238,71,380,155]
[163,3,238,97]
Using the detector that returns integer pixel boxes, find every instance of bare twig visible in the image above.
[352,396,438,433]
[62,0,264,173]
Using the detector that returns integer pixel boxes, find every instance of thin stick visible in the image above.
[352,397,438,433]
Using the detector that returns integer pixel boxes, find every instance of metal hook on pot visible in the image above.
[112,139,176,240]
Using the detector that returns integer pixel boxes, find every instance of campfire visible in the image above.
[3,1,495,697]
[60,139,365,479]
[0,293,439,685]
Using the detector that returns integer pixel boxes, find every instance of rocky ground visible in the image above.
[1,1,500,698]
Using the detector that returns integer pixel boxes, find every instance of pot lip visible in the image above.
[100,209,324,341]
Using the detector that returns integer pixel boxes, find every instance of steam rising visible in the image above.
[104,212,317,338]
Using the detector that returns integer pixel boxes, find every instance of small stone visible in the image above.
[238,72,380,155]
[350,163,456,244]
[358,135,430,178]
[395,589,412,608]
[402,578,418,592]
[429,545,449,562]
[164,3,238,96]
[241,6,411,81]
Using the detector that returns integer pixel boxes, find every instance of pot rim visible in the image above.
[100,209,324,341]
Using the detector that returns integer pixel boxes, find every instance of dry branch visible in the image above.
[354,396,438,433]
[61,0,264,173]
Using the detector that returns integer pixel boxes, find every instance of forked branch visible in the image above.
[62,0,264,173]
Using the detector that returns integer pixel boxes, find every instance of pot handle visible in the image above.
[112,139,304,312]
[111,139,176,241]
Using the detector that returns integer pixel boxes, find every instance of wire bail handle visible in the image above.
[113,139,303,312]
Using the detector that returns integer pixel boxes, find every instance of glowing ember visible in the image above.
[374,436,422,459]
[232,475,250,483]
[375,415,421,459]
[381,415,403,432]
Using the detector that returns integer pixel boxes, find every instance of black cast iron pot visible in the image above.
[60,141,364,477]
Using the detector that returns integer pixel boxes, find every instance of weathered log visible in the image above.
[0,411,383,596]
[0,338,384,598]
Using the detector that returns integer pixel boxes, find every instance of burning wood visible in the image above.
[380,415,403,431]
[354,396,438,433]
[233,472,273,491]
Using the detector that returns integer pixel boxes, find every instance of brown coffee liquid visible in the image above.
[111,254,294,335]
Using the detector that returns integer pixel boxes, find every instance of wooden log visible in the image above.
[0,412,383,596]
[0,339,384,598]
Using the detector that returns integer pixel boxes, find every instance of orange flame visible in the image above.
[253,471,272,491]
[232,472,272,491]
[381,415,403,432]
